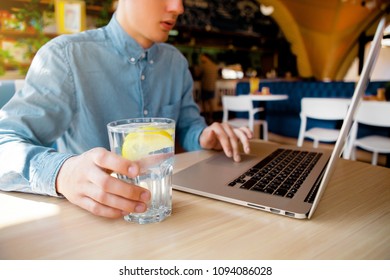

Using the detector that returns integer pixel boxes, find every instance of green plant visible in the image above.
[1,0,114,76]
[0,49,16,76]
[14,0,46,33]
[12,0,54,75]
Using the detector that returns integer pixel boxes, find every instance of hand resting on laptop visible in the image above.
[199,122,253,162]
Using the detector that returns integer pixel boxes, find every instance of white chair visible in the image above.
[297,97,350,148]
[214,80,237,111]
[222,95,268,140]
[344,101,390,166]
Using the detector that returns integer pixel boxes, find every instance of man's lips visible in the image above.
[161,20,176,31]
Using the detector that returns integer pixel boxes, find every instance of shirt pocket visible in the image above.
[159,101,180,121]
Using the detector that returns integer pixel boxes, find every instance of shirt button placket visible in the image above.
[140,57,147,116]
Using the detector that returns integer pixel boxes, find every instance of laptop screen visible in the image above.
[308,15,387,218]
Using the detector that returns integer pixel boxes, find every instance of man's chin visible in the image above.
[154,33,170,44]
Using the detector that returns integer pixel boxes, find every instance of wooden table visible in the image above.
[247,94,288,139]
[1,141,389,260]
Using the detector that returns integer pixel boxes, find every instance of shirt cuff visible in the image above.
[31,151,75,197]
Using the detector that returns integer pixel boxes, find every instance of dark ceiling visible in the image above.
[170,0,281,51]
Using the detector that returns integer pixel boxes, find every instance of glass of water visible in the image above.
[107,118,175,224]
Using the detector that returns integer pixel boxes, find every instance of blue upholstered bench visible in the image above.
[235,80,389,139]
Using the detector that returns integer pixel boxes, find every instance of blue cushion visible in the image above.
[0,80,16,108]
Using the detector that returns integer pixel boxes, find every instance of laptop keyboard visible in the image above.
[227,148,322,199]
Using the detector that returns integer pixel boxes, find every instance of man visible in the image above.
[199,53,219,124]
[0,0,252,218]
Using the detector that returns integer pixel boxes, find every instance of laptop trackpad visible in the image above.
[173,153,262,190]
[206,153,259,168]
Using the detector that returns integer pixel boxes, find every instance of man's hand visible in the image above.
[199,122,253,162]
[56,147,151,218]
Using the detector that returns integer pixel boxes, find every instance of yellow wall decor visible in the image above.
[259,0,389,80]
[55,0,86,34]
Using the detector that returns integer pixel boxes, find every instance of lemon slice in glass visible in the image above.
[122,129,174,161]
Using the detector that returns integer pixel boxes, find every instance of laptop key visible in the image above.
[274,189,288,196]
[286,192,295,198]
[240,179,257,189]
[226,148,323,200]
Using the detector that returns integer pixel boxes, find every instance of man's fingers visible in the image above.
[220,123,241,161]
[233,127,252,154]
[56,148,152,219]
[89,147,139,177]
[199,122,253,162]
[78,195,146,219]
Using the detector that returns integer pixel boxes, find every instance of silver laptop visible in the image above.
[173,16,387,219]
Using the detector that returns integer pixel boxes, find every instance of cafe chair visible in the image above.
[215,80,237,96]
[222,95,268,140]
[214,80,237,109]
[343,101,390,166]
[297,97,350,148]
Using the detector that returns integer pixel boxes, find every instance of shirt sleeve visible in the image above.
[0,39,76,196]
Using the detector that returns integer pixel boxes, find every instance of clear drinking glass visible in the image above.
[107,118,175,224]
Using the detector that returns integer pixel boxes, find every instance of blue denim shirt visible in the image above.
[0,16,206,196]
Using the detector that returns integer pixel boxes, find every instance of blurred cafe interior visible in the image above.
[1,0,390,166]
[1,1,390,264]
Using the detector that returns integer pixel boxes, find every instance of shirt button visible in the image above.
[149,60,154,64]
[130,57,136,63]
[144,110,148,115]
[141,75,145,80]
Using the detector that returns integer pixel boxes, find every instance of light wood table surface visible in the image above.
[1,141,389,260]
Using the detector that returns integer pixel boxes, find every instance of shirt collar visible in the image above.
[105,14,158,64]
